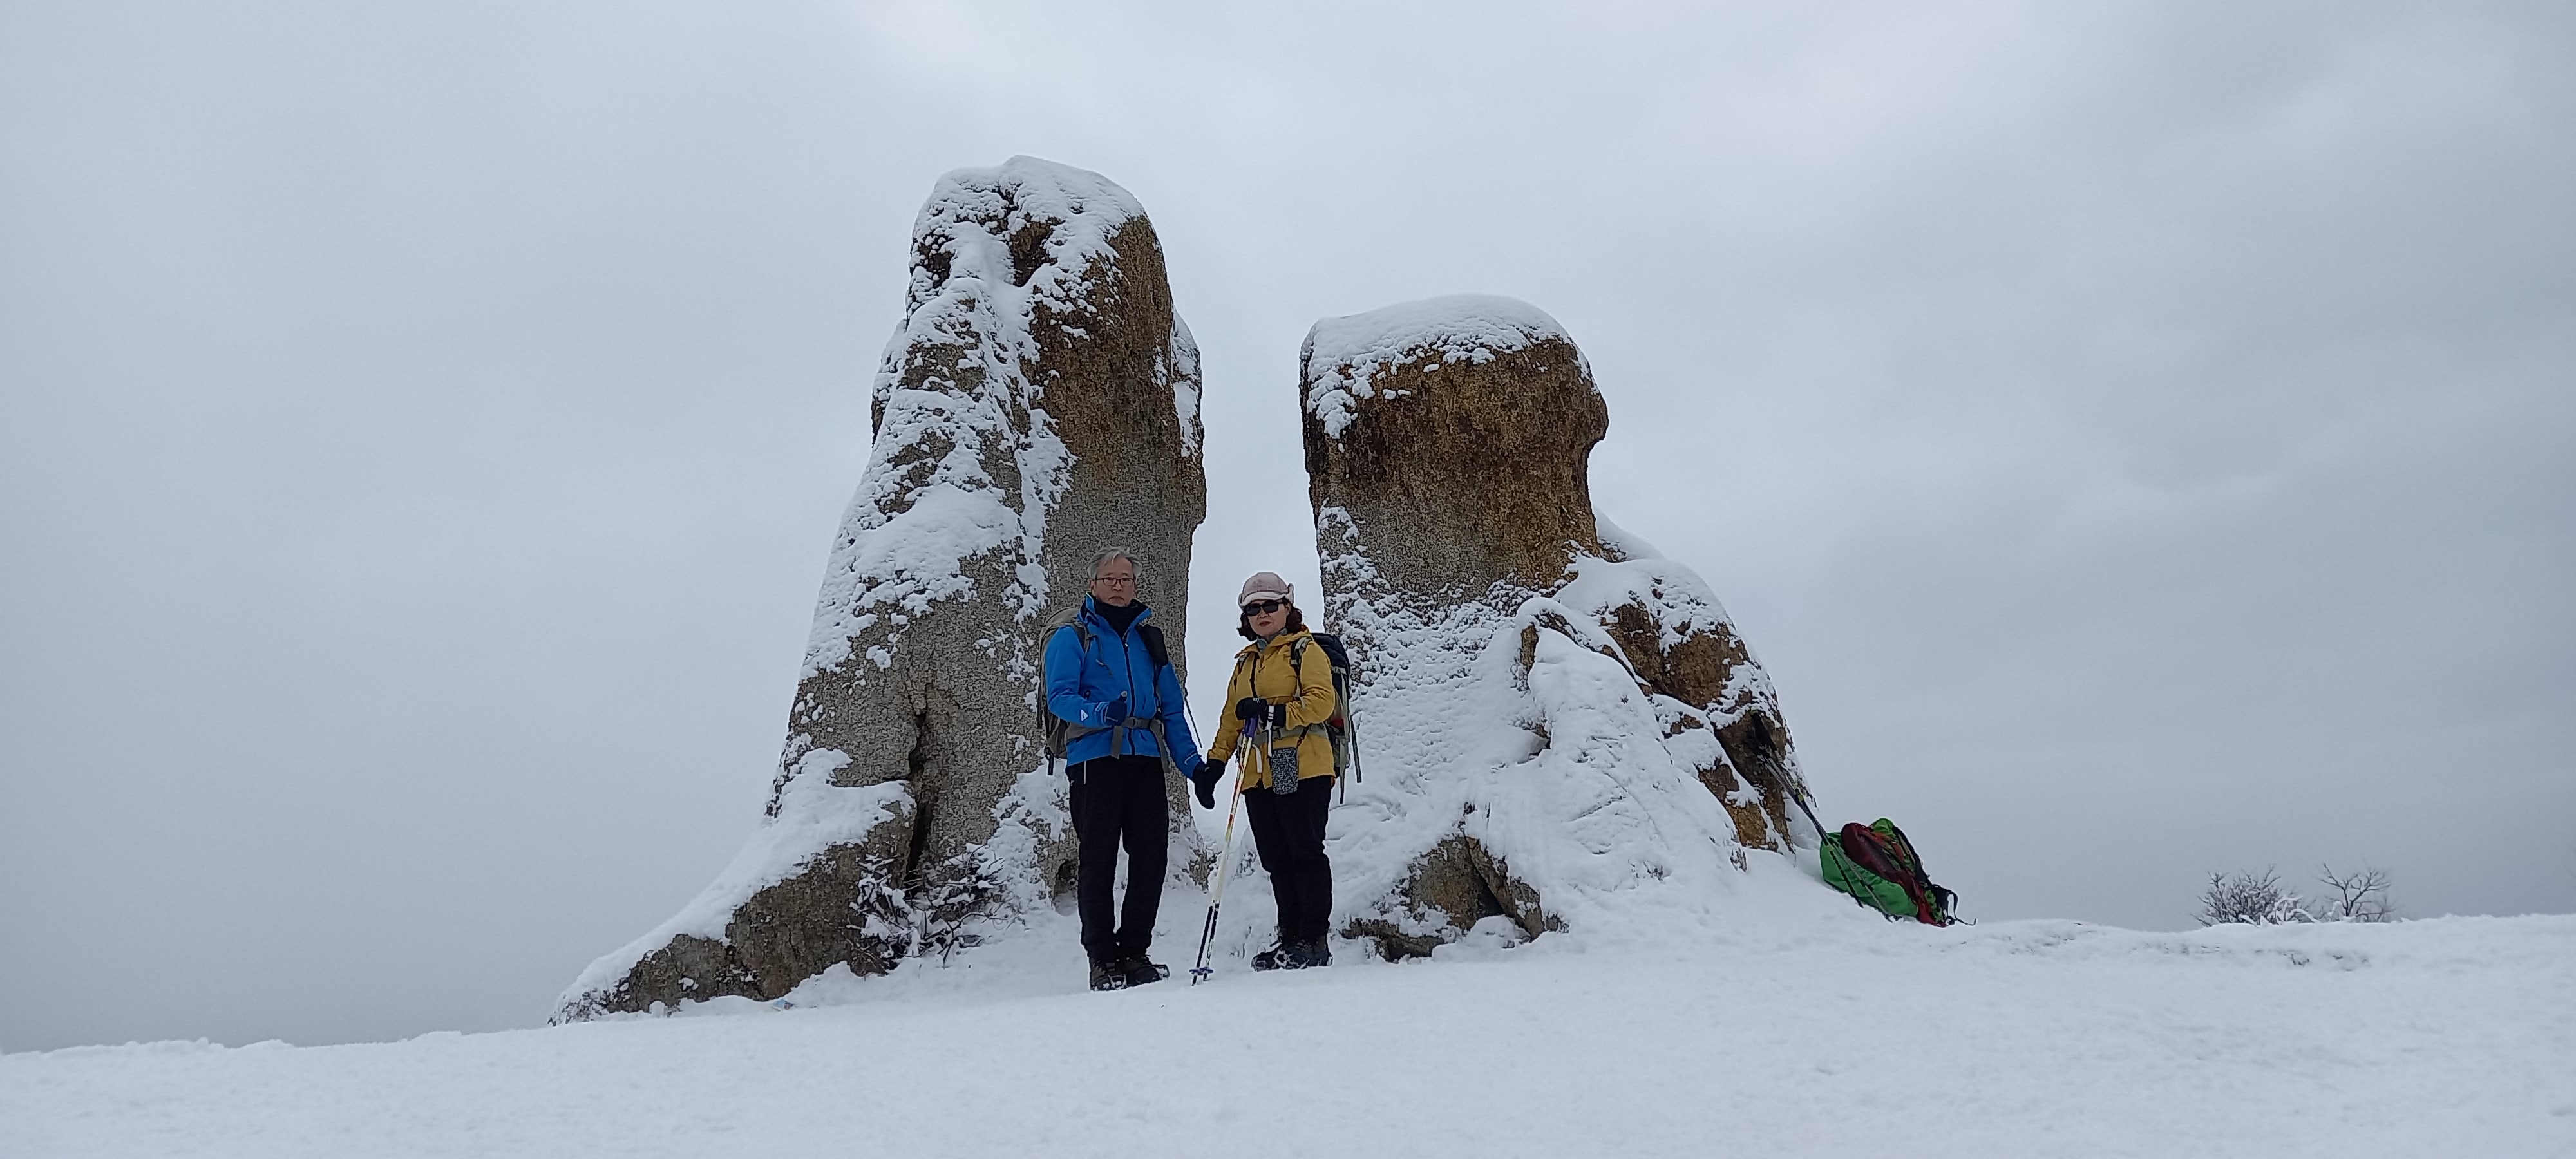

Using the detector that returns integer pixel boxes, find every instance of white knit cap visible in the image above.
[1236,571,1293,607]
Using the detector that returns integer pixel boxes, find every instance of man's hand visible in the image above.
[1189,762,1221,809]
[1101,697,1130,725]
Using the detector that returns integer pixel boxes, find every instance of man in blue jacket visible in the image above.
[1044,547,1210,991]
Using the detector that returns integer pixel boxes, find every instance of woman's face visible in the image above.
[1245,599,1290,637]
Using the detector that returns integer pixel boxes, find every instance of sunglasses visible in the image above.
[1241,599,1289,615]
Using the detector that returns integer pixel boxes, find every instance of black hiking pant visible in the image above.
[1245,773,1334,944]
[1070,755,1168,963]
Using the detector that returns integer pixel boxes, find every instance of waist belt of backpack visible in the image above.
[1104,715,1181,779]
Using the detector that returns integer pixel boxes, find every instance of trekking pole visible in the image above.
[1786,784,1826,844]
[1347,698,1365,786]
[1190,721,1260,985]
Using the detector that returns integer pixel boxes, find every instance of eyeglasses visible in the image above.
[1091,575,1136,587]
[1241,599,1289,615]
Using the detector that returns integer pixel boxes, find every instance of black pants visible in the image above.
[1245,773,1334,943]
[1070,755,1168,962]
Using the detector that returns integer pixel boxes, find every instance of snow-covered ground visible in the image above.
[10,872,2570,1158]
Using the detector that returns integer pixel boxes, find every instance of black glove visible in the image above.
[1234,697,1264,722]
[1266,703,1289,730]
[1189,762,1220,809]
[1101,697,1130,724]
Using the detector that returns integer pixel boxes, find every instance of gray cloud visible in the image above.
[5,1,2568,1051]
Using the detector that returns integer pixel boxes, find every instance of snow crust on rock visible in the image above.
[1300,294,1582,440]
[1558,554,1802,831]
[1191,500,1808,963]
[1283,291,1813,957]
[1169,315,1204,457]
[808,155,1159,678]
[560,751,902,1003]
[1574,517,1795,744]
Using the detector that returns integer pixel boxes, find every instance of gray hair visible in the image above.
[1088,547,1142,581]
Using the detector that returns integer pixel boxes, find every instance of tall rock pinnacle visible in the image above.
[558,158,1207,1019]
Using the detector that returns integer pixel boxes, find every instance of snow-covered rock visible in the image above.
[558,157,1208,1020]
[1297,295,1815,959]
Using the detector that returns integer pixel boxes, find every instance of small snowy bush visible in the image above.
[2198,864,2400,925]
[2313,865,2398,923]
[2198,867,2317,926]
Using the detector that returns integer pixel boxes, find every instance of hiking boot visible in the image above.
[1088,959,1130,992]
[1281,939,1332,970]
[1250,944,1287,972]
[1121,956,1171,987]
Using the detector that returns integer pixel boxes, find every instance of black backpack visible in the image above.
[1273,632,1362,798]
[1287,634,1356,778]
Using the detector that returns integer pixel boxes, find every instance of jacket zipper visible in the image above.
[1106,605,1147,760]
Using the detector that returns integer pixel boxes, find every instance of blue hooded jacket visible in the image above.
[1043,598,1203,772]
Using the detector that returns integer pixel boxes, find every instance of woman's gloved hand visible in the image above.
[1234,697,1264,722]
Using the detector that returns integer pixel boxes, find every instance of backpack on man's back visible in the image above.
[1037,606,1176,776]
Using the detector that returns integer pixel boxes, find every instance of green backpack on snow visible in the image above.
[1821,818,1958,926]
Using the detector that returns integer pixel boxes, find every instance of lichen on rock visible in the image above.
[558,157,1206,1021]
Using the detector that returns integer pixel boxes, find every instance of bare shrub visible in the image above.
[2197,866,2318,925]
[2199,864,2402,925]
[2314,864,2398,922]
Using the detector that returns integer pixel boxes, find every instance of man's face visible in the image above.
[1090,558,1137,607]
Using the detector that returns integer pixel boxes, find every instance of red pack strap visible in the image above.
[1839,823,1935,922]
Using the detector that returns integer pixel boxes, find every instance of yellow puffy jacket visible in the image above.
[1202,628,1338,792]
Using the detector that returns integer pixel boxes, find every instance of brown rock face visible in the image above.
[1589,578,1804,848]
[1302,329,1607,601]
[1341,833,1561,960]
[559,157,1205,1020]
[1300,296,1811,960]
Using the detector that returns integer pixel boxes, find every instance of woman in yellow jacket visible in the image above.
[1200,571,1340,970]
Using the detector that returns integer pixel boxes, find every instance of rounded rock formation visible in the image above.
[1294,296,1814,961]
[1302,296,1608,601]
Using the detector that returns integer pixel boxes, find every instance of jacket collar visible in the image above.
[1238,626,1308,657]
[1082,596,1153,630]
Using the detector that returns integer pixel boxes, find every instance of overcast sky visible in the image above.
[5,1,2570,1053]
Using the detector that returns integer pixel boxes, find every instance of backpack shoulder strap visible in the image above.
[1039,607,1097,736]
[1043,607,1093,653]
[1137,622,1171,672]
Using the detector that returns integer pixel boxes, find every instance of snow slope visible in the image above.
[12,898,2570,1158]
